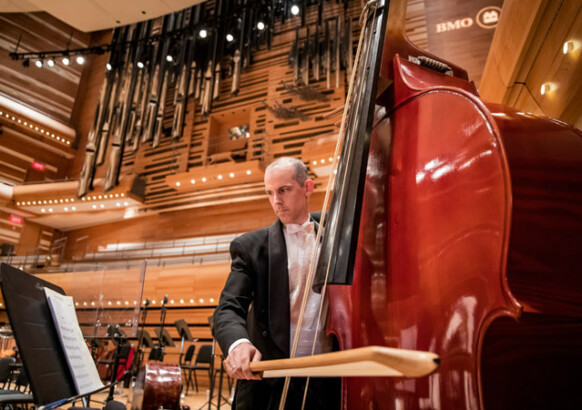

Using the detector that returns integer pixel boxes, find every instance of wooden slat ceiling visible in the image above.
[0,12,91,123]
[0,0,204,33]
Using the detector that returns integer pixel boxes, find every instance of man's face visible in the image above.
[264,166,313,225]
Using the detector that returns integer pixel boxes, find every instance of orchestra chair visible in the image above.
[189,344,213,394]
[0,358,33,407]
[179,345,196,395]
[0,357,14,389]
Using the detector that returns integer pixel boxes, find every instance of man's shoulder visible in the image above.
[232,221,277,247]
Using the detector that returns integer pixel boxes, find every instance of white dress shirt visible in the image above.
[228,216,332,357]
[283,216,331,357]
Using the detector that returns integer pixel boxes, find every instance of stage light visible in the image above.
[291,4,300,15]
[76,56,85,65]
[199,29,208,39]
[62,56,70,65]
[257,21,265,31]
[226,33,234,42]
[35,60,43,68]
[47,59,55,68]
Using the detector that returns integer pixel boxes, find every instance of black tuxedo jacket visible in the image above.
[213,217,292,361]
[212,213,334,410]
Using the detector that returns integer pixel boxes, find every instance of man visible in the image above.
[212,157,339,409]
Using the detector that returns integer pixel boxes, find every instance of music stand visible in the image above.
[137,329,155,349]
[0,263,112,408]
[201,316,230,410]
[154,327,175,348]
[175,319,194,359]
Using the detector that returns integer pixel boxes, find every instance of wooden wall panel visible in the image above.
[480,0,582,125]
[63,191,325,260]
[0,210,22,248]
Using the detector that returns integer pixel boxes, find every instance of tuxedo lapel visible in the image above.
[268,219,290,356]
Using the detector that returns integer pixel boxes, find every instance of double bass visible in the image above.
[271,0,582,408]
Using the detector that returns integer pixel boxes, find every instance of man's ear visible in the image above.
[304,179,315,196]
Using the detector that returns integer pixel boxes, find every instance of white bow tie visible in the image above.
[286,221,314,235]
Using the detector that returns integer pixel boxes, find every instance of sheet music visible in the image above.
[44,288,104,395]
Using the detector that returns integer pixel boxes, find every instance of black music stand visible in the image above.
[155,327,175,348]
[137,329,155,349]
[175,319,194,360]
[201,316,230,410]
[150,327,175,361]
[0,263,114,409]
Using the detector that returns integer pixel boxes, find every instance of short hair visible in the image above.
[265,157,309,185]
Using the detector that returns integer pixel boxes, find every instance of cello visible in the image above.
[310,0,582,408]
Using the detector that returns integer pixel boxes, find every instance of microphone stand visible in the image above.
[135,298,150,371]
[157,295,169,361]
[105,324,127,403]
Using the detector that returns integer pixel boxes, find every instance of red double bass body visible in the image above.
[326,2,582,409]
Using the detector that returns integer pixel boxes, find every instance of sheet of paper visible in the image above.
[44,287,104,395]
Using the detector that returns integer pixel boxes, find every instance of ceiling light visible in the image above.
[35,60,43,68]
[62,56,70,65]
[257,21,265,31]
[291,4,300,15]
[540,83,551,95]
[226,33,234,42]
[166,55,173,62]
[137,61,144,69]
[199,29,208,39]
[76,56,85,65]
[106,63,112,71]
[563,40,575,54]
[47,59,55,68]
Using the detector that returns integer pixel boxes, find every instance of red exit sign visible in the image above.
[31,162,45,171]
[9,215,23,225]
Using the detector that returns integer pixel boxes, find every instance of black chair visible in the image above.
[182,345,213,394]
[179,345,196,394]
[0,357,14,389]
[0,360,33,408]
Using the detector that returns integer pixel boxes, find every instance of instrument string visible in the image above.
[277,2,379,409]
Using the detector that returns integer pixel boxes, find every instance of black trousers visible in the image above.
[233,377,341,410]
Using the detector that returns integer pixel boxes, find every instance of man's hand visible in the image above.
[225,342,262,380]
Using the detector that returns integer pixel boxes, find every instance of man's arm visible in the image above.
[212,238,262,379]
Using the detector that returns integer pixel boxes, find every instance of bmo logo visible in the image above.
[436,6,502,33]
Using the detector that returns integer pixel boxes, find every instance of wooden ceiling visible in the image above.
[0,12,91,123]
[0,0,204,33]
